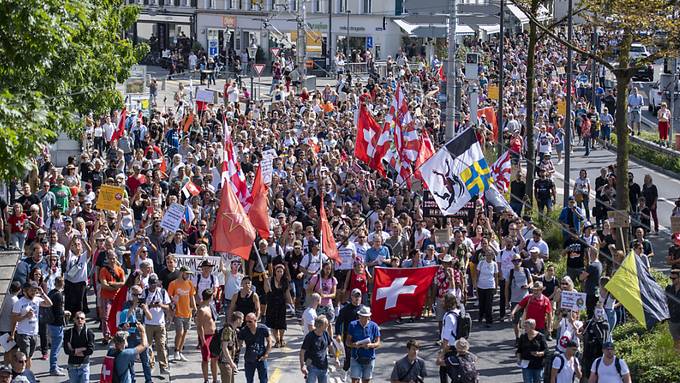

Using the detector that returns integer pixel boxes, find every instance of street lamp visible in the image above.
[248,44,258,102]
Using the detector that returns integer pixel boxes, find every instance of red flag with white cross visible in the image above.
[370,266,438,324]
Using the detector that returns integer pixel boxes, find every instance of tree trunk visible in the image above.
[614,32,632,212]
[524,0,540,212]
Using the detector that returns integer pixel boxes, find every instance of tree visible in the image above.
[512,0,680,211]
[0,0,148,180]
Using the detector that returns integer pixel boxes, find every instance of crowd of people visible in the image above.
[0,27,678,383]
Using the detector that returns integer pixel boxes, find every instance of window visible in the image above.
[338,0,344,12]
[313,0,320,12]
[291,0,297,11]
[362,0,370,13]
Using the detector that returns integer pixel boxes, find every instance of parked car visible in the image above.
[648,79,680,114]
[633,63,654,82]
[629,43,650,59]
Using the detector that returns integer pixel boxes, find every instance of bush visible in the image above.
[610,133,680,174]
[612,321,680,383]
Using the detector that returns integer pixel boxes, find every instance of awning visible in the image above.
[478,24,500,34]
[394,19,474,38]
[506,4,551,24]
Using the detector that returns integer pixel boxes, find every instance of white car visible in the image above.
[629,43,650,59]
[648,82,664,113]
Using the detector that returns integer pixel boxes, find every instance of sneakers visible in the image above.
[160,367,171,375]
[179,352,189,362]
[41,353,48,361]
[50,368,66,376]
[173,352,180,361]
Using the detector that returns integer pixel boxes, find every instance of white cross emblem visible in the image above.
[375,277,416,310]
[101,364,111,381]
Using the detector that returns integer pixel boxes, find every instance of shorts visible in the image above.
[511,303,524,325]
[669,322,680,340]
[350,357,375,380]
[334,270,349,288]
[629,111,641,123]
[316,305,336,323]
[174,317,191,332]
[15,333,37,358]
[201,334,215,361]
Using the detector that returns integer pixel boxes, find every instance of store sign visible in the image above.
[222,16,237,29]
[340,26,366,32]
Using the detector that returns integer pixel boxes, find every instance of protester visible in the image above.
[666,269,680,353]
[63,311,95,383]
[516,319,547,383]
[299,315,338,383]
[389,339,428,383]
[238,312,272,383]
[346,306,381,383]
[217,311,243,383]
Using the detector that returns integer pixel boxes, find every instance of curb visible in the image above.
[602,141,680,180]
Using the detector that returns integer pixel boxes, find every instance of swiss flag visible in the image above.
[100,354,116,383]
[354,104,390,176]
[370,266,438,324]
[111,107,127,142]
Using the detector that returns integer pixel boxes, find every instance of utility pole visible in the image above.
[328,0,333,73]
[296,0,307,78]
[445,0,458,140]
[672,57,677,148]
[590,28,598,108]
[563,0,573,207]
[497,0,504,154]
[346,9,351,58]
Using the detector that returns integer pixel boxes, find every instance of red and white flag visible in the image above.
[371,266,439,324]
[413,129,436,181]
[221,126,252,211]
[490,150,512,193]
[181,181,202,199]
[354,104,390,176]
[384,147,412,187]
[111,107,127,142]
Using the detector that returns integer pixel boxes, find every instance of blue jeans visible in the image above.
[67,363,90,383]
[127,333,152,383]
[306,365,328,383]
[522,368,543,383]
[47,324,63,372]
[244,360,268,383]
[605,308,617,339]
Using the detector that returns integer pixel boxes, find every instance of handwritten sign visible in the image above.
[160,203,185,233]
[487,84,499,100]
[261,149,278,186]
[557,98,567,117]
[97,185,125,212]
[173,254,223,280]
[196,88,217,104]
[560,290,587,311]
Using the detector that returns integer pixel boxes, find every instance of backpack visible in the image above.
[508,267,531,291]
[209,327,224,357]
[196,273,216,291]
[554,354,580,381]
[446,354,479,383]
[594,357,623,378]
[446,310,472,340]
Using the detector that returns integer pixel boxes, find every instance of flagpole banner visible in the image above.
[420,128,492,216]
[370,266,438,324]
[605,252,670,329]
[96,185,126,212]
[172,254,223,279]
[160,203,185,232]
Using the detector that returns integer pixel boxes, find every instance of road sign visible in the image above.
[253,64,266,76]
[366,36,373,49]
[271,47,280,57]
[208,39,218,57]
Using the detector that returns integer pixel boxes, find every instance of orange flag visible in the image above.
[248,166,270,240]
[213,180,256,260]
[183,113,194,132]
[319,196,341,264]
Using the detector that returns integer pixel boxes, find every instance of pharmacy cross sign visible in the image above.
[375,277,417,310]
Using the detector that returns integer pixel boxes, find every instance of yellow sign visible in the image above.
[291,31,322,54]
[558,98,567,117]
[487,84,499,100]
[97,185,125,212]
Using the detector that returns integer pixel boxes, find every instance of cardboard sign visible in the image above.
[253,64,266,76]
[672,216,680,234]
[160,203,185,233]
[173,254,223,279]
[487,84,499,100]
[261,149,278,186]
[607,210,630,228]
[561,290,587,311]
[557,98,567,117]
[97,185,125,212]
[434,228,452,247]
[196,88,216,104]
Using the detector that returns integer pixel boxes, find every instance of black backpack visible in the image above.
[209,327,224,357]
[446,310,472,340]
[446,354,479,383]
[593,357,623,378]
[553,354,580,381]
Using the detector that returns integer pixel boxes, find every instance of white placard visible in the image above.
[560,290,587,311]
[160,203,185,233]
[173,254,223,280]
[196,88,216,103]
[261,149,278,186]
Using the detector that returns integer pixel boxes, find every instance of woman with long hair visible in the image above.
[264,264,293,347]
[307,261,338,338]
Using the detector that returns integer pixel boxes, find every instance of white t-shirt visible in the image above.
[300,253,327,275]
[337,242,356,271]
[12,296,44,336]
[526,239,550,259]
[476,260,498,289]
[224,272,243,302]
[302,307,317,336]
[552,354,580,383]
[591,357,629,383]
[142,288,171,326]
[193,273,218,300]
[65,251,89,283]
[497,249,517,280]
[440,309,460,345]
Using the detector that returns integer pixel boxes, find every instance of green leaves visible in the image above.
[0,0,148,180]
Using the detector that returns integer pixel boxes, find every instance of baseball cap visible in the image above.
[602,341,615,349]
[351,288,362,297]
[0,365,11,375]
[23,281,39,290]
[178,265,194,274]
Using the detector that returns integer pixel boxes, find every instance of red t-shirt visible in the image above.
[349,270,368,294]
[518,293,552,330]
[7,213,27,234]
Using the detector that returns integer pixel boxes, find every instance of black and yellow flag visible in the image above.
[606,252,669,329]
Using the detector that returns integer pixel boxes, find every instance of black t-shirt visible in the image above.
[584,260,602,295]
[565,238,586,269]
[541,276,557,298]
[16,194,40,214]
[158,268,181,290]
[301,330,332,370]
[534,178,553,200]
[642,184,658,206]
[238,325,270,363]
[628,182,641,209]
[669,245,680,263]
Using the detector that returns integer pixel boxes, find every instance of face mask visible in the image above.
[595,308,606,322]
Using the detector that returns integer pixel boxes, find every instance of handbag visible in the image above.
[65,258,83,280]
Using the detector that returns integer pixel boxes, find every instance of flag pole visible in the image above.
[251,240,266,274]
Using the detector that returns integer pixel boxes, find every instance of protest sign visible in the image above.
[560,290,587,311]
[261,149,278,185]
[173,254,223,280]
[97,185,125,212]
[160,203,185,232]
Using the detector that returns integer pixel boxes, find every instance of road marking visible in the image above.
[270,367,282,383]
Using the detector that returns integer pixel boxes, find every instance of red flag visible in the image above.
[319,196,340,264]
[248,166,270,240]
[354,105,390,176]
[213,179,256,260]
[106,285,128,341]
[413,129,436,181]
[183,113,194,132]
[477,106,498,141]
[111,107,127,142]
[490,150,512,193]
[99,354,115,383]
[370,266,438,324]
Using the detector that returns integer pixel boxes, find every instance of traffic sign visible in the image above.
[253,64,266,76]
[270,47,280,57]
[366,36,373,49]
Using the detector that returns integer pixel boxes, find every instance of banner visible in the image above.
[560,290,587,311]
[173,254,223,280]
[422,191,476,222]
[160,203,185,232]
[97,185,125,212]
[261,149,278,186]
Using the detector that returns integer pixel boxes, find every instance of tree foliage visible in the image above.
[512,0,680,211]
[0,0,148,180]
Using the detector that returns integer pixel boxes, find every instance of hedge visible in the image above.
[612,321,680,383]
[610,133,680,174]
